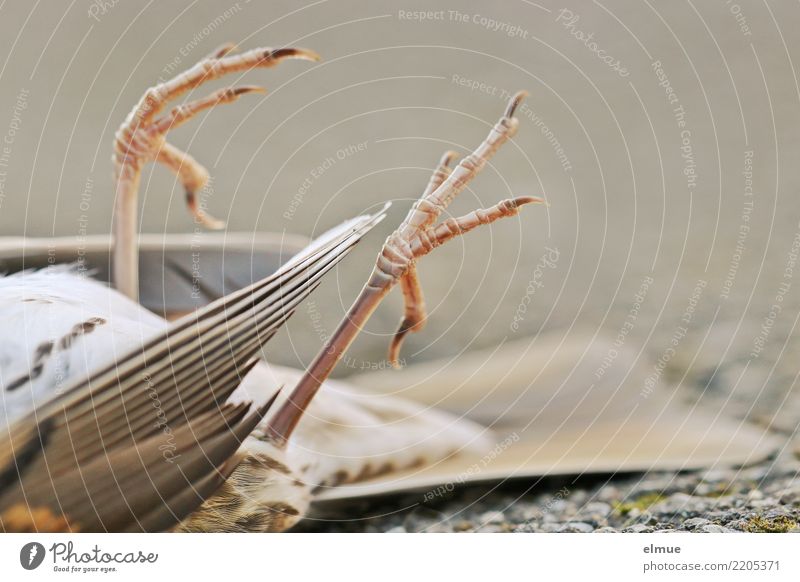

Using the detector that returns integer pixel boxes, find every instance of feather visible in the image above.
[0,232,312,318]
[312,333,780,502]
[0,210,386,531]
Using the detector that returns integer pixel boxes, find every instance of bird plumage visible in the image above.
[0,211,386,531]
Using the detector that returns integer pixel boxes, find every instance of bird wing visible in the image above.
[0,208,386,532]
[0,231,312,318]
[312,332,780,503]
[229,361,493,491]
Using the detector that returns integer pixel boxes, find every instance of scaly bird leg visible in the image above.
[112,43,319,299]
[266,91,543,444]
[388,150,457,366]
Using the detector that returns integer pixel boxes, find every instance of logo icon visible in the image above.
[19,542,46,570]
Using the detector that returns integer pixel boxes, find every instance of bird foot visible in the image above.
[112,42,319,298]
[376,91,544,366]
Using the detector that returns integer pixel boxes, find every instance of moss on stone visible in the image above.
[744,515,797,533]
[613,493,666,516]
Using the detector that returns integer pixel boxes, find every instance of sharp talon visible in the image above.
[388,330,408,369]
[232,85,266,96]
[209,42,237,59]
[267,47,321,63]
[504,90,528,118]
[512,195,545,208]
[267,90,541,443]
[112,42,319,299]
[441,150,459,167]
[388,317,417,367]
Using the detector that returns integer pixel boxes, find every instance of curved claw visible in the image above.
[439,150,459,168]
[268,47,321,63]
[388,263,427,367]
[113,43,322,298]
[388,319,413,369]
[153,85,266,134]
[267,89,542,444]
[207,42,237,59]
[504,90,528,118]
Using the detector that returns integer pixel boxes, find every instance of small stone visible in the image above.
[385,526,406,533]
[594,526,618,533]
[682,517,711,530]
[558,521,594,533]
[475,524,506,533]
[701,469,731,483]
[700,524,734,533]
[598,486,620,502]
[625,524,654,533]
[479,510,505,524]
[582,502,612,517]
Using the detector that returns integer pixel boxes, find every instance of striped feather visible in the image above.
[0,209,385,531]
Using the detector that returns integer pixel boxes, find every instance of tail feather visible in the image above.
[0,208,386,532]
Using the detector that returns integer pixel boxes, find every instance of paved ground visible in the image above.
[297,296,800,532]
[299,454,800,533]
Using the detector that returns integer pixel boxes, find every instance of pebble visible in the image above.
[300,460,800,533]
[682,517,711,530]
[558,522,594,533]
[478,510,506,524]
[625,524,655,533]
[700,525,734,533]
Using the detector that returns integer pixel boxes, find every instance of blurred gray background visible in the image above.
[1,0,799,434]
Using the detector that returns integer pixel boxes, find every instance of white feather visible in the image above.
[0,209,487,490]
[0,267,164,427]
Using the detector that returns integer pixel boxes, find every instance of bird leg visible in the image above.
[112,43,319,299]
[266,91,543,444]
[388,150,457,365]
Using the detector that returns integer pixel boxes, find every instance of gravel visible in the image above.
[298,454,800,533]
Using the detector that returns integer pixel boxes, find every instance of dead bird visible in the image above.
[0,43,539,532]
